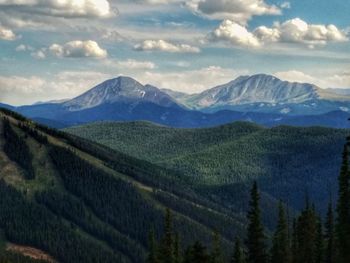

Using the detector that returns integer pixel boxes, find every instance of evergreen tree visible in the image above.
[159,208,174,263]
[324,203,336,263]
[182,246,193,263]
[231,238,245,263]
[315,217,324,263]
[191,241,210,263]
[174,233,181,263]
[295,203,318,263]
[336,145,350,263]
[210,231,223,263]
[246,182,267,263]
[147,228,159,263]
[291,219,298,263]
[271,202,291,263]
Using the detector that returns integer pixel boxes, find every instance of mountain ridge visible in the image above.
[2,74,350,128]
[176,74,350,111]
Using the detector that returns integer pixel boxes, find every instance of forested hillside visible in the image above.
[66,121,349,213]
[0,109,247,263]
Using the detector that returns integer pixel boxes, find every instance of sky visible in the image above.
[0,0,349,105]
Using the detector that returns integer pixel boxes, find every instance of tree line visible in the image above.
[147,142,350,263]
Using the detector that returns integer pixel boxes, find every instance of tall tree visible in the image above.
[246,182,267,263]
[147,228,159,263]
[231,238,245,263]
[336,145,350,263]
[291,219,298,263]
[159,208,174,263]
[174,233,181,263]
[210,231,223,263]
[315,217,324,263]
[191,241,210,263]
[325,202,336,263]
[295,203,318,263]
[271,202,291,263]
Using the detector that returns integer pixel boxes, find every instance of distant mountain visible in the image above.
[64,76,182,111]
[325,88,350,96]
[177,74,350,115]
[161,88,190,101]
[0,103,13,110]
[2,74,350,129]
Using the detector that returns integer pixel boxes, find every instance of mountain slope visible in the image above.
[64,76,182,111]
[0,109,249,263]
[66,121,349,214]
[180,74,350,114]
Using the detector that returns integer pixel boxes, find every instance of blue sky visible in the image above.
[0,0,349,105]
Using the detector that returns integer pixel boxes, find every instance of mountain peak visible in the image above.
[63,76,181,111]
[184,74,321,109]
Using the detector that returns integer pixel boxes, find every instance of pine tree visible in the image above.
[174,233,181,263]
[231,238,245,263]
[246,182,267,263]
[315,217,324,263]
[325,203,336,263]
[210,231,223,263]
[147,228,159,263]
[291,219,298,263]
[159,208,174,263]
[295,203,318,263]
[271,202,291,263]
[191,241,210,263]
[336,145,350,263]
[182,246,193,263]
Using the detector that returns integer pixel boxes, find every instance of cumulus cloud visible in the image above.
[186,0,281,23]
[0,25,16,40]
[116,59,156,70]
[207,20,261,48]
[49,40,107,58]
[0,0,113,18]
[134,40,200,53]
[208,18,348,48]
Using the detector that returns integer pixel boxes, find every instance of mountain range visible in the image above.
[2,74,350,129]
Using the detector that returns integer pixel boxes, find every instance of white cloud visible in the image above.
[275,70,350,89]
[186,0,281,24]
[133,66,248,93]
[130,0,180,4]
[31,49,46,59]
[274,70,320,85]
[116,59,156,70]
[134,39,200,53]
[0,25,16,40]
[0,0,113,18]
[207,20,261,48]
[0,71,110,105]
[280,2,291,9]
[208,18,348,48]
[49,40,107,58]
[259,18,348,45]
[15,44,33,51]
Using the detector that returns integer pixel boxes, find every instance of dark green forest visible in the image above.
[66,121,349,214]
[1,108,350,263]
[148,153,350,263]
